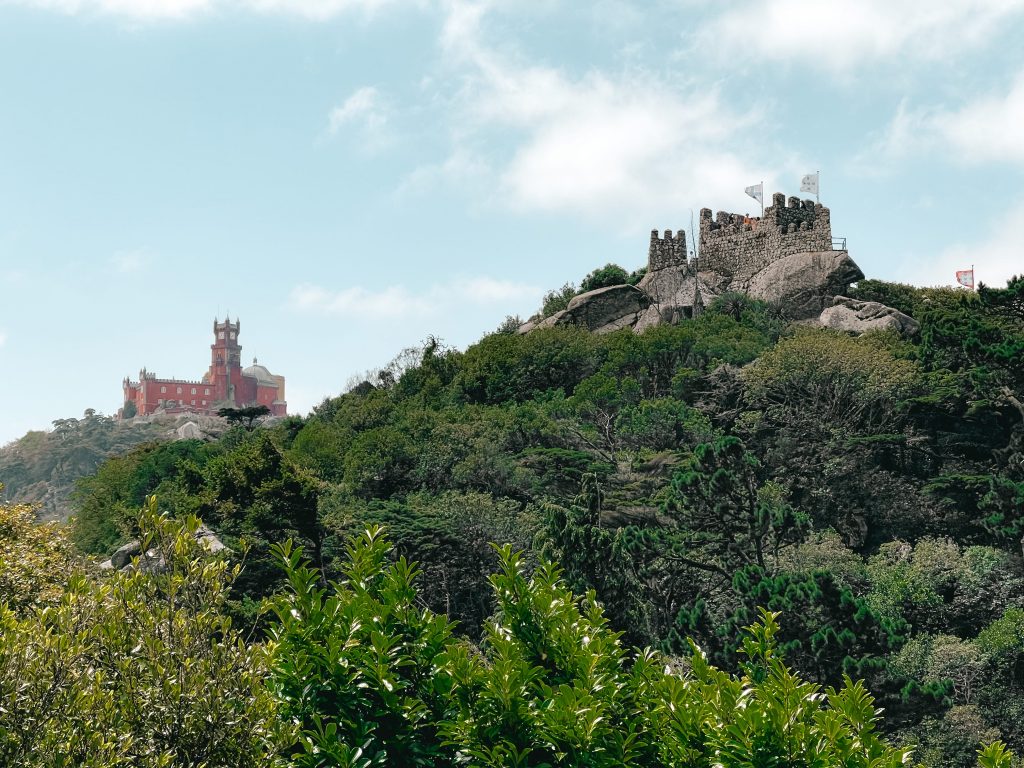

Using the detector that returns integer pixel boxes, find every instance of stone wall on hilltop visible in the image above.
[519,192,916,339]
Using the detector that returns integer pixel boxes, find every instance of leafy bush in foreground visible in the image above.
[0,497,281,767]
[3,493,1018,766]
[268,527,1016,768]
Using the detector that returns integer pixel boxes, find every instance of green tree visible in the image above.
[699,566,905,689]
[71,439,216,554]
[743,327,919,433]
[0,484,75,613]
[663,436,806,579]
[191,431,324,603]
[579,263,629,292]
[219,404,272,430]
[540,281,578,318]
[0,497,281,766]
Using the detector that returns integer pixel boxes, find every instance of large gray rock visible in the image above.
[745,250,864,319]
[551,284,651,333]
[637,265,689,304]
[100,525,229,572]
[109,539,143,570]
[819,296,920,336]
[176,421,202,440]
[536,310,567,329]
[635,268,719,331]
[633,304,667,334]
[516,318,539,335]
[196,524,227,554]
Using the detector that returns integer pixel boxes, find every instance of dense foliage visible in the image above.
[0,493,280,766]
[2,494,1016,766]
[5,274,1023,765]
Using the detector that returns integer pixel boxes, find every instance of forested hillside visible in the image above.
[0,412,175,521]
[3,274,1022,766]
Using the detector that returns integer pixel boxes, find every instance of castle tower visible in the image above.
[648,229,688,272]
[209,316,242,403]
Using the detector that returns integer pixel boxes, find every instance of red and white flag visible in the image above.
[956,269,975,289]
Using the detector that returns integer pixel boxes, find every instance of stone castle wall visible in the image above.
[689,192,832,283]
[648,229,689,272]
[523,190,861,337]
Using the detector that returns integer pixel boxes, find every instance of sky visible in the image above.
[1,0,1023,446]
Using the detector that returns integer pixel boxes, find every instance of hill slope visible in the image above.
[46,275,1024,766]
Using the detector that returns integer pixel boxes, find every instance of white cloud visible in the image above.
[701,0,1024,72]
[327,86,393,149]
[452,276,539,303]
[421,0,774,226]
[846,99,937,176]
[288,275,540,319]
[932,73,1024,165]
[395,147,492,197]
[2,0,401,20]
[898,199,1024,288]
[852,73,1024,172]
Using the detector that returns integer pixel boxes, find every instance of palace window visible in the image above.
[160,386,166,393]
[205,388,210,395]
[177,387,182,394]
[191,388,197,395]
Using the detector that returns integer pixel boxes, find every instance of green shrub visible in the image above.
[0,497,281,767]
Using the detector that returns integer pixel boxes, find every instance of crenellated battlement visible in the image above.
[648,229,689,272]
[124,373,208,388]
[694,192,834,283]
[213,317,240,335]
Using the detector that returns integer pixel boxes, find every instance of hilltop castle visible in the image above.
[122,317,287,418]
[647,192,836,283]
[520,191,864,335]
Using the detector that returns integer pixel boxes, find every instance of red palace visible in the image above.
[122,317,287,418]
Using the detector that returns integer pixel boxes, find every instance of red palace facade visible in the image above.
[122,317,287,418]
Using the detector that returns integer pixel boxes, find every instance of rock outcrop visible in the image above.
[528,284,652,334]
[100,524,228,571]
[819,296,920,336]
[635,268,719,330]
[517,192,869,336]
[176,421,202,440]
[744,250,864,319]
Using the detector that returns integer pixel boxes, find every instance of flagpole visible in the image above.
[816,170,820,204]
[760,180,764,217]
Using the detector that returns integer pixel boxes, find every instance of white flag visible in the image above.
[744,183,763,204]
[800,173,819,195]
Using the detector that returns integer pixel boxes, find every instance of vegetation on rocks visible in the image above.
[0,411,172,521]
